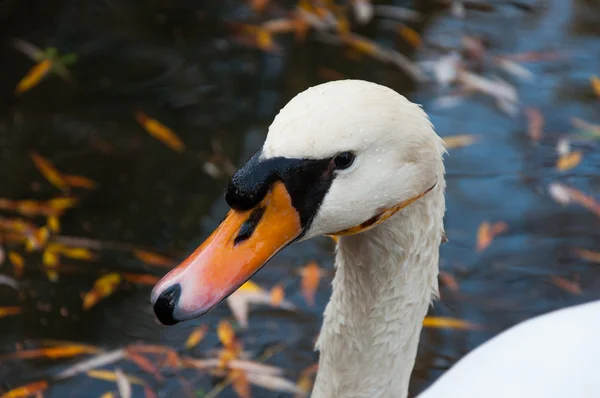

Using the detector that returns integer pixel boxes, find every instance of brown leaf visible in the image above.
[398,25,421,47]
[422,316,480,330]
[230,369,251,398]
[63,174,97,189]
[550,275,582,295]
[556,151,582,171]
[301,262,321,306]
[574,248,600,264]
[121,273,160,285]
[525,108,543,142]
[591,75,600,98]
[217,320,236,349]
[8,251,24,278]
[135,111,185,152]
[252,0,269,13]
[184,325,209,350]
[125,349,164,382]
[133,250,175,268]
[0,306,21,318]
[30,152,69,192]
[270,285,285,306]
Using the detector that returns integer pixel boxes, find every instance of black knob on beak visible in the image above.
[153,284,181,325]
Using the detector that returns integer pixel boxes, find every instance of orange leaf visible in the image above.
[8,251,24,278]
[398,25,421,47]
[135,111,185,152]
[121,273,160,285]
[347,37,378,56]
[47,215,60,233]
[252,0,269,12]
[575,248,600,263]
[1,344,98,360]
[0,306,21,317]
[301,262,321,306]
[48,197,78,214]
[15,59,52,95]
[125,349,164,381]
[87,370,146,386]
[144,387,159,398]
[443,135,478,149]
[237,280,264,293]
[83,273,122,310]
[63,174,97,189]
[525,108,544,142]
[184,325,209,350]
[133,250,175,268]
[47,243,96,261]
[270,285,285,306]
[256,29,274,51]
[439,271,459,292]
[0,380,49,398]
[476,221,507,252]
[591,75,600,98]
[423,316,480,330]
[217,320,236,349]
[30,152,69,192]
[231,369,251,398]
[550,275,582,295]
[556,151,582,171]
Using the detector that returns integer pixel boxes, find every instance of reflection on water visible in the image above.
[1,0,599,397]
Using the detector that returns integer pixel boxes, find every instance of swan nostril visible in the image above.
[153,284,181,325]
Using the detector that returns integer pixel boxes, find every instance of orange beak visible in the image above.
[151,181,302,325]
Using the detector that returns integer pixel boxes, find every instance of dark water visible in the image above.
[1,0,599,397]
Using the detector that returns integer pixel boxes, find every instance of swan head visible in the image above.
[151,79,446,325]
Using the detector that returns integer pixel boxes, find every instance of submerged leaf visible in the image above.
[125,349,164,381]
[135,111,185,152]
[15,59,53,95]
[556,151,582,171]
[217,320,236,349]
[230,369,251,398]
[30,152,68,192]
[185,325,209,350]
[115,368,132,398]
[574,248,600,264]
[476,221,508,252]
[133,250,175,268]
[83,273,122,310]
[8,251,24,278]
[423,316,480,330]
[0,306,21,317]
[63,174,97,189]
[398,25,421,47]
[301,262,321,306]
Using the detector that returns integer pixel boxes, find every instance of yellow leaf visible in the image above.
[398,25,421,47]
[30,152,69,192]
[48,197,78,213]
[476,221,507,252]
[0,306,21,317]
[63,174,98,189]
[8,251,24,278]
[184,324,209,350]
[47,243,95,261]
[47,215,60,233]
[83,273,122,310]
[591,75,600,98]
[1,344,98,360]
[0,380,49,398]
[135,111,185,152]
[86,370,146,386]
[256,29,274,51]
[443,135,478,149]
[237,280,263,293]
[270,285,285,306]
[301,262,321,306]
[133,249,175,267]
[230,369,250,398]
[556,151,582,171]
[15,59,52,95]
[217,320,236,349]
[100,392,116,398]
[121,273,160,285]
[423,316,479,330]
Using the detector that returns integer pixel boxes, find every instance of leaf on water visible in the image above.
[270,285,285,306]
[8,251,24,278]
[295,373,314,398]
[550,275,582,295]
[525,108,543,142]
[48,197,78,214]
[247,373,306,396]
[591,75,600,98]
[476,221,508,252]
[63,174,97,189]
[556,151,582,171]
[256,29,274,51]
[301,262,321,306]
[144,386,159,398]
[185,325,209,350]
[54,349,125,381]
[574,248,600,264]
[227,280,294,328]
[99,392,115,398]
[230,369,251,398]
[571,117,600,137]
[439,271,459,292]
[398,25,421,47]
[115,367,132,398]
[0,244,4,266]
[0,306,21,318]
[47,215,60,233]
[252,0,269,12]
[443,134,478,149]
[121,273,160,285]
[423,316,480,330]
[133,250,175,268]
[0,380,49,398]
[125,349,164,381]
[30,152,69,193]
[548,183,600,217]
[134,111,185,152]
[217,320,236,349]
[87,370,146,386]
[82,273,122,310]
[237,280,263,293]
[15,59,53,95]
[0,344,98,360]
[47,243,96,261]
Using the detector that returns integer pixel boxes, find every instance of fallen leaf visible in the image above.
[15,59,53,95]
[0,380,49,398]
[8,251,24,278]
[301,262,321,306]
[496,58,533,81]
[525,108,543,142]
[54,349,125,380]
[115,368,132,398]
[99,392,115,398]
[439,271,460,292]
[227,280,295,328]
[571,117,600,137]
[0,306,21,317]
[591,75,600,98]
[133,249,176,268]
[270,285,285,306]
[574,248,600,264]
[121,273,160,285]
[82,273,122,310]
[398,25,421,47]
[134,111,185,152]
[47,243,96,261]
[185,325,209,350]
[47,215,60,233]
[30,152,69,192]
[556,151,582,171]
[443,135,478,149]
[63,174,97,189]
[252,0,269,12]
[217,320,236,349]
[550,275,582,295]
[423,316,480,330]
[476,221,508,252]
[231,369,251,398]
[87,370,146,386]
[0,344,98,360]
[125,349,164,382]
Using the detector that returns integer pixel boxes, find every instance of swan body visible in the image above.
[151,79,599,398]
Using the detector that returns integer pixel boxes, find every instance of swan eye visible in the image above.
[333,151,355,170]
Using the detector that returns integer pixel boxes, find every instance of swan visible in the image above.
[151,79,600,398]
